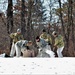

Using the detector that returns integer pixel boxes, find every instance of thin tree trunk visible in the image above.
[7,0,13,51]
[58,0,69,56]
[7,0,13,34]
[70,1,75,50]
[49,0,52,22]
[58,0,66,40]
[31,19,36,45]
[21,0,26,39]
[1,15,6,26]
[27,0,33,40]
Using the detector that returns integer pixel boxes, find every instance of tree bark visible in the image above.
[7,0,13,34]
[7,0,13,51]
[21,0,26,39]
[58,0,66,40]
[27,0,33,40]
[70,1,75,50]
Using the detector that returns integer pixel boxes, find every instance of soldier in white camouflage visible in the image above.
[36,36,55,57]
[52,31,64,57]
[15,40,32,57]
[40,29,52,45]
[10,29,24,57]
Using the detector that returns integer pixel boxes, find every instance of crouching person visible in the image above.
[15,40,34,57]
[36,36,55,57]
[40,29,52,45]
[36,36,47,52]
[36,36,49,57]
[40,29,52,53]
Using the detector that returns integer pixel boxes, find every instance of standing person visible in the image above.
[52,31,64,57]
[40,29,52,45]
[10,28,24,57]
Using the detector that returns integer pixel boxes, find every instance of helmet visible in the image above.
[17,28,21,33]
[42,29,46,32]
[27,41,32,46]
[52,31,57,35]
[36,36,40,39]
[28,41,32,43]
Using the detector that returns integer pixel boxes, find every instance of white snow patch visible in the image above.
[0,58,75,75]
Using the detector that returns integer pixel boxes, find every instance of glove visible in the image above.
[37,46,39,49]
[38,48,42,52]
[48,41,51,45]
[25,46,30,50]
[36,42,42,48]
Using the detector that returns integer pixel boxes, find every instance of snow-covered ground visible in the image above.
[0,58,75,75]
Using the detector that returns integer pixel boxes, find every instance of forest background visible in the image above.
[0,0,75,57]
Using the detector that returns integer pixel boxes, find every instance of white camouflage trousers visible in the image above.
[38,45,55,57]
[10,42,21,57]
[57,46,64,57]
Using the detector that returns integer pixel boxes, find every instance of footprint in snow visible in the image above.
[31,67,35,69]
[12,71,15,73]
[31,62,34,63]
[37,65,40,66]
[23,69,26,71]
[1,72,4,73]
[55,72,58,75]
[49,67,52,69]
[23,65,26,66]
[54,67,56,69]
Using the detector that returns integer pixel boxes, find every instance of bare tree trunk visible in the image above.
[58,0,66,40]
[66,5,71,52]
[7,0,13,51]
[49,0,52,22]
[58,0,69,56]
[0,15,6,26]
[27,0,33,40]
[21,0,26,39]
[31,20,36,45]
[70,1,75,50]
[58,0,75,56]
[7,0,13,34]
[67,0,74,51]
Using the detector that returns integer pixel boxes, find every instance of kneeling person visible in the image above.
[15,40,33,57]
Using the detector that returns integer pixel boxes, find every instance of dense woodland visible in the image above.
[0,0,75,57]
